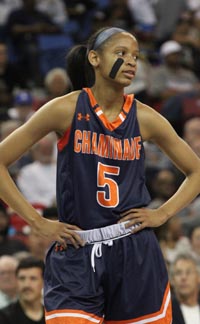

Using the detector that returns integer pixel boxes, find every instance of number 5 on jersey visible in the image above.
[97,162,120,208]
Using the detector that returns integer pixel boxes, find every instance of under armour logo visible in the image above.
[77,113,90,121]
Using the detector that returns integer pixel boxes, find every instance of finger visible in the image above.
[58,233,81,249]
[124,218,143,228]
[67,236,80,249]
[57,237,67,248]
[121,209,137,217]
[63,230,85,247]
[65,224,82,231]
[130,222,145,234]
[131,226,142,234]
[71,232,86,247]
[118,213,142,223]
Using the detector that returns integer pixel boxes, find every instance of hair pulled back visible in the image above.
[66,27,123,90]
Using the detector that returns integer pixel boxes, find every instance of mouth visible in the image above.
[122,70,135,79]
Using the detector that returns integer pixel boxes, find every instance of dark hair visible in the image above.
[16,256,45,276]
[66,27,124,90]
[66,45,92,91]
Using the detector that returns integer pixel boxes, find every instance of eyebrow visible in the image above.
[114,46,139,53]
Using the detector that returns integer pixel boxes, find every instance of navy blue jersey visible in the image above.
[56,88,151,229]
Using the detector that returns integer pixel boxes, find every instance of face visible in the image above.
[154,170,176,199]
[184,118,200,145]
[47,75,69,97]
[165,52,182,66]
[0,258,18,294]
[190,139,200,157]
[90,32,139,87]
[17,267,43,303]
[172,259,200,299]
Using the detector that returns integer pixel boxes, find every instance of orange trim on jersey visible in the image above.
[105,282,172,324]
[57,127,71,151]
[83,88,134,131]
[123,94,134,114]
[45,308,104,324]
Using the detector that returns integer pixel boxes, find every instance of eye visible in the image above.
[132,55,139,61]
[116,50,125,57]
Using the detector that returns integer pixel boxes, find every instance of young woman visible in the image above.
[0,27,200,324]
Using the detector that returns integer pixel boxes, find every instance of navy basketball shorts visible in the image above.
[44,223,172,324]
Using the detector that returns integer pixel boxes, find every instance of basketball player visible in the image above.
[0,27,200,323]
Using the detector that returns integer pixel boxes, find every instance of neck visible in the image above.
[178,293,199,307]
[20,299,44,321]
[91,84,124,109]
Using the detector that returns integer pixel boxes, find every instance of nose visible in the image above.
[125,55,137,67]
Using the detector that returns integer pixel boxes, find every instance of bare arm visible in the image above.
[120,100,200,230]
[0,92,85,247]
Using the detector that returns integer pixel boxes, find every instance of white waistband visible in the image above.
[75,221,140,244]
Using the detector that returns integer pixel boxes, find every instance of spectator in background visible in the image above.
[0,255,19,309]
[183,117,200,147]
[0,0,21,41]
[0,256,45,324]
[0,204,29,256]
[153,0,189,45]
[34,68,71,110]
[148,168,178,209]
[148,40,200,109]
[0,119,22,139]
[190,137,200,158]
[44,68,71,98]
[8,90,34,123]
[17,133,57,208]
[127,0,157,40]
[161,91,200,137]
[101,0,133,31]
[5,0,61,86]
[0,42,28,118]
[188,225,200,268]
[154,216,190,265]
[170,254,200,324]
[65,0,112,42]
[172,12,200,78]
[36,0,68,28]
[0,119,33,178]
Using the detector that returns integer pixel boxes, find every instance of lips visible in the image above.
[123,70,135,79]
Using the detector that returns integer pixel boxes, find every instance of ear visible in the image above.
[88,50,100,68]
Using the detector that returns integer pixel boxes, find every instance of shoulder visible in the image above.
[136,100,166,140]
[27,90,82,136]
[46,90,81,112]
[171,297,185,323]
[0,302,18,319]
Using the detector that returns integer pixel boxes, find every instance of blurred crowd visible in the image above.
[0,0,200,323]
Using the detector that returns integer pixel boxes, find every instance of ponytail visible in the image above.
[66,27,127,91]
[66,45,94,90]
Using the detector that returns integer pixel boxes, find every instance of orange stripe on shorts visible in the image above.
[45,308,104,324]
